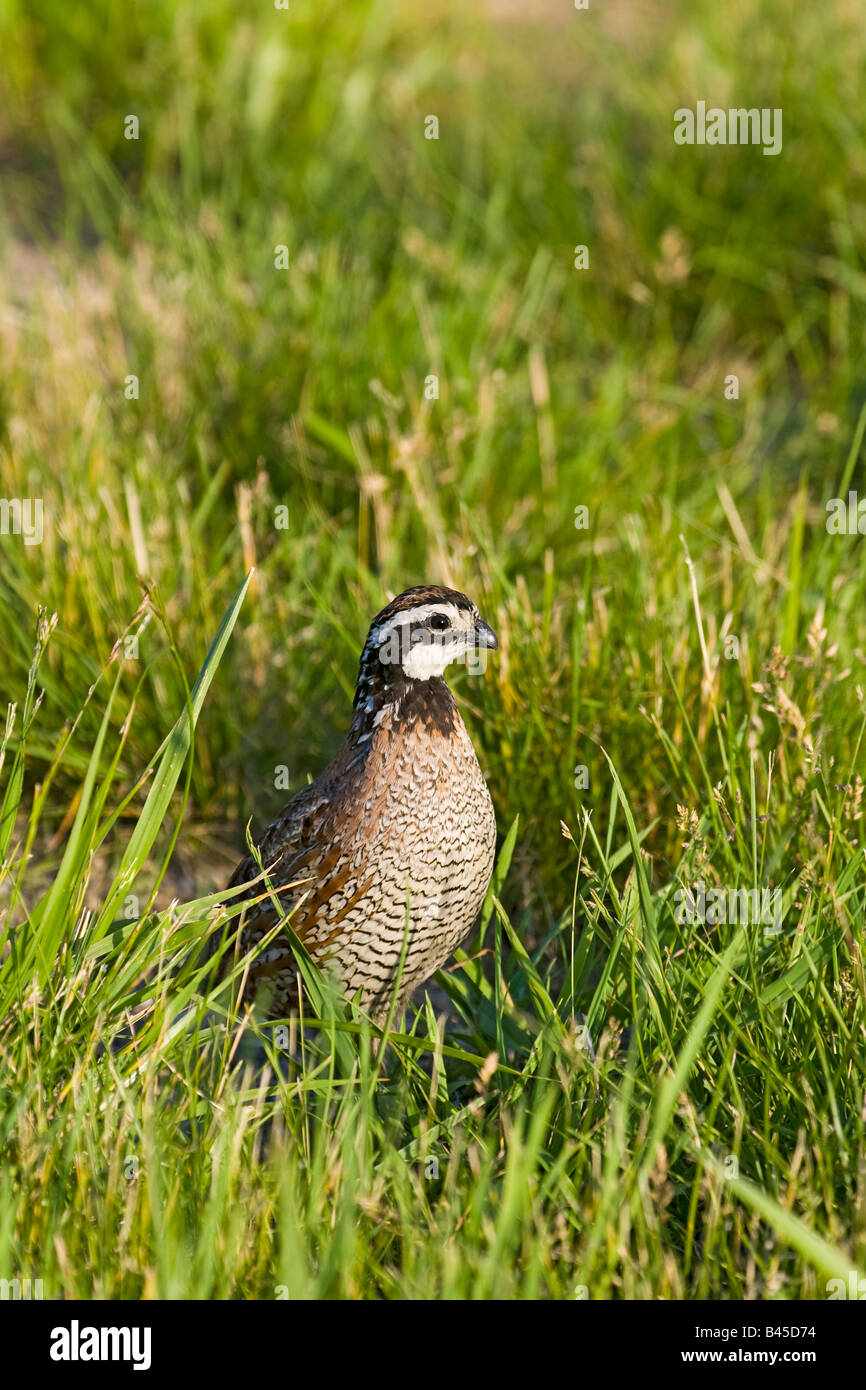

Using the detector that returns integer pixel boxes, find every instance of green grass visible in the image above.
[0,0,865,1298]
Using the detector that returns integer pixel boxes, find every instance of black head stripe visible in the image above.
[370,586,475,629]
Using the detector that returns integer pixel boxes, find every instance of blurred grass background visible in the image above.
[0,0,864,1299]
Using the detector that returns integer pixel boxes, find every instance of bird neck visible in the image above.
[350,658,458,745]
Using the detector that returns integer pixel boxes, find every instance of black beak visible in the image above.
[474,617,498,651]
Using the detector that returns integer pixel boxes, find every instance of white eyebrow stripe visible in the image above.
[368,602,472,643]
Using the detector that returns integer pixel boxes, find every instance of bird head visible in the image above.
[363,585,498,682]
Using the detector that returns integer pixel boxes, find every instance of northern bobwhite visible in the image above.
[225,585,498,1024]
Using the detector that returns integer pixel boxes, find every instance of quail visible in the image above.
[225,585,498,1025]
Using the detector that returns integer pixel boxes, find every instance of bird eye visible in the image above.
[428,613,450,630]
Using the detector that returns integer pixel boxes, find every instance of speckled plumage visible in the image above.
[226,585,498,1024]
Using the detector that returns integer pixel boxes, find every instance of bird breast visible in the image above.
[352,707,494,893]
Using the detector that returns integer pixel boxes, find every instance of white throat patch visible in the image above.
[400,640,455,681]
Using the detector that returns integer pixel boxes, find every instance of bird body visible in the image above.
[226,586,498,1023]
